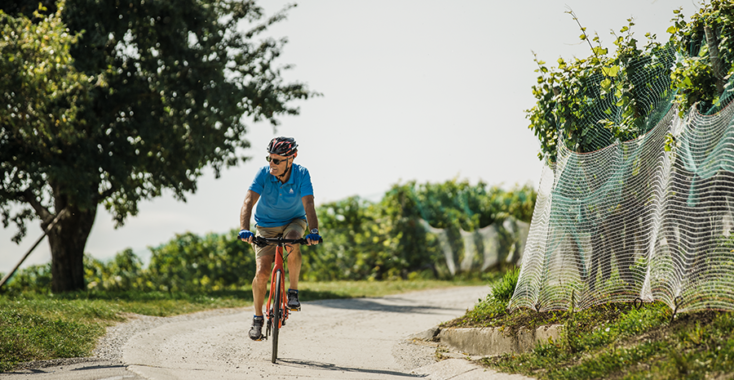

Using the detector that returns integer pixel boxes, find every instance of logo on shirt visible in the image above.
[289,189,294,194]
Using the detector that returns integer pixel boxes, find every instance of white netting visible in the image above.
[420,219,457,275]
[511,100,734,313]
[420,218,529,276]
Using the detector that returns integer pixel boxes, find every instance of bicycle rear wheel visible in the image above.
[271,270,282,363]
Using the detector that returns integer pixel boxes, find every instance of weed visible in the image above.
[491,268,520,303]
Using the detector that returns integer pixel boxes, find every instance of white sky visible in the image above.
[1,0,701,273]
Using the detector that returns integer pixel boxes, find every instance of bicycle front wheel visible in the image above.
[271,270,282,363]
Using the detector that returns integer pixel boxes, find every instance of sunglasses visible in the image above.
[266,156,291,165]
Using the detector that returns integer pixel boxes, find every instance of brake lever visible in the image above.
[252,237,268,248]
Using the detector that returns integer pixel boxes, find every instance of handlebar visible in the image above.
[250,236,323,248]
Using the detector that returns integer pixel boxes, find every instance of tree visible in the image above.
[0,0,315,292]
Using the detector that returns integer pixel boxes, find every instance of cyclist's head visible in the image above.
[267,137,298,157]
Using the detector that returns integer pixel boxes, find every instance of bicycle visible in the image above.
[251,235,321,363]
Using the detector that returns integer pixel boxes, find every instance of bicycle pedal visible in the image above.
[289,307,301,311]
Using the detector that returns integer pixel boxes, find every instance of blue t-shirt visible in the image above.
[249,163,314,227]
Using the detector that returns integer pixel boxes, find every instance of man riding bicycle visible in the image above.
[239,137,321,341]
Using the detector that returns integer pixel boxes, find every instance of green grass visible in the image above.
[0,279,479,372]
[479,307,734,379]
[450,272,734,379]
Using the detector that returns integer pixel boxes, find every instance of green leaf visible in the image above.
[602,66,621,77]
[591,46,608,56]
[600,78,612,91]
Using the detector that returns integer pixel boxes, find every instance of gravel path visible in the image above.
[119,286,489,379]
[8,286,524,379]
[93,305,438,370]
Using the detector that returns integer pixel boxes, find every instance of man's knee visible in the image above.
[284,229,301,240]
[254,266,271,282]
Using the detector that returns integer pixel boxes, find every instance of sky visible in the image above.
[0,0,702,273]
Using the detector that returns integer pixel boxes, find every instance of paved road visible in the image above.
[3,286,532,379]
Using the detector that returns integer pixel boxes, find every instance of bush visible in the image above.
[145,230,256,292]
[0,263,52,294]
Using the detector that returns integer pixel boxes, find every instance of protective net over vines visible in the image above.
[420,218,529,276]
[510,1,734,313]
[510,98,734,313]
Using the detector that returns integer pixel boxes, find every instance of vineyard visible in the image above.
[1,179,535,293]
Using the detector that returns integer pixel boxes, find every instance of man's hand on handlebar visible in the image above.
[248,236,323,247]
[305,232,321,246]
[239,229,254,243]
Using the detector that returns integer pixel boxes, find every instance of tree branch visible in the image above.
[97,186,116,203]
[22,189,53,222]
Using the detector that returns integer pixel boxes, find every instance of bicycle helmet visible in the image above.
[267,137,298,156]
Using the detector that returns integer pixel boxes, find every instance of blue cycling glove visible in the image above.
[305,233,321,243]
[239,230,254,241]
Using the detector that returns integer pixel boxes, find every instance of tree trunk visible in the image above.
[46,204,97,292]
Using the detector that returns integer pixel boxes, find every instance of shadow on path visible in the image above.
[310,296,461,314]
[71,364,128,372]
[277,358,426,378]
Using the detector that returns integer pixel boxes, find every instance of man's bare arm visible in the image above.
[240,190,260,235]
[302,195,319,245]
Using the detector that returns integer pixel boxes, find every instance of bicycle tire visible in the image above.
[271,270,282,363]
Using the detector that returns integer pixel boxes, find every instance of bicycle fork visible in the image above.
[265,246,290,338]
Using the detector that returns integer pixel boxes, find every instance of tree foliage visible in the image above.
[0,3,93,241]
[0,0,315,291]
[527,1,734,162]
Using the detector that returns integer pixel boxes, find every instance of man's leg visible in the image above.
[252,254,274,316]
[283,219,307,310]
[285,239,302,290]
[251,224,283,317]
[283,220,307,291]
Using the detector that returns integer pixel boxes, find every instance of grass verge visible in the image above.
[0,279,480,372]
[448,271,734,379]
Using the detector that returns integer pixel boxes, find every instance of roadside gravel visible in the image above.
[93,308,243,361]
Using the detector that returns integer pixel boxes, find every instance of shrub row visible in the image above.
[1,180,535,293]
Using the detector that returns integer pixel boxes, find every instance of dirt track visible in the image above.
[122,286,489,379]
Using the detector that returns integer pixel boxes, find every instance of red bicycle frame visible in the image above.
[266,244,289,331]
